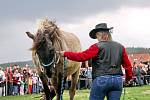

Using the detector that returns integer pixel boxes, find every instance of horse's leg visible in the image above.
[55,73,62,100]
[39,72,52,100]
[69,68,80,100]
[53,73,66,100]
[49,85,56,100]
[36,66,56,99]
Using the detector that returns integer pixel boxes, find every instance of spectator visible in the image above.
[85,67,92,89]
[0,67,6,96]
[32,70,38,93]
[23,68,29,94]
[13,69,20,95]
[20,72,25,95]
[146,64,150,84]
[133,64,143,86]
[28,74,33,94]
[7,67,13,95]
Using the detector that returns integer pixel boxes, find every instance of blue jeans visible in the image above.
[8,84,13,95]
[32,84,37,93]
[136,76,143,85]
[13,85,18,95]
[90,75,123,100]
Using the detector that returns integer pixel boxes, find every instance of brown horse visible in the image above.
[26,19,81,100]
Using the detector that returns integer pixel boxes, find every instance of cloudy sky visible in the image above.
[0,0,150,64]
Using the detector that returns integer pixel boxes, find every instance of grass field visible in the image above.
[0,85,150,100]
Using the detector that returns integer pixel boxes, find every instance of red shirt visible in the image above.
[64,43,132,81]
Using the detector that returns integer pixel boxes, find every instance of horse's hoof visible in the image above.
[39,92,46,100]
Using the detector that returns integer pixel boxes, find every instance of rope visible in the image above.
[60,57,67,100]
[122,87,126,100]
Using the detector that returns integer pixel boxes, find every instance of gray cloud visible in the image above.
[0,0,150,63]
[1,0,150,23]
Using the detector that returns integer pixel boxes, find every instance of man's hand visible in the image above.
[56,51,65,56]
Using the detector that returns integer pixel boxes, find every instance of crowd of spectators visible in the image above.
[0,64,93,97]
[0,61,150,96]
[131,61,150,86]
[78,61,150,88]
[0,65,42,96]
[78,67,92,89]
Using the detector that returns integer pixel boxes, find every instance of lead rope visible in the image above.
[122,80,132,100]
[122,86,126,100]
[60,57,67,100]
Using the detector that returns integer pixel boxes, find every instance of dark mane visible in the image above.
[31,20,60,51]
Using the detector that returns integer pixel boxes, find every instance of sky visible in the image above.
[0,0,150,64]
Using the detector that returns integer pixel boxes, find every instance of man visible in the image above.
[58,23,132,100]
[132,62,143,86]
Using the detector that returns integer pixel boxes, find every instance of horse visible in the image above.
[26,18,81,100]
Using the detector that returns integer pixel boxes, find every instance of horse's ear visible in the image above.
[26,32,35,40]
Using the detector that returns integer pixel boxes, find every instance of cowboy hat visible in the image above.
[89,23,113,39]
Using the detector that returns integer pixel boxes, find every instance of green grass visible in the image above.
[0,85,150,100]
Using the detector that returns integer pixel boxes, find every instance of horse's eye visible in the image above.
[44,30,49,34]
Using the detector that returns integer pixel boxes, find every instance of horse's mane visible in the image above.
[31,19,61,50]
[37,18,57,33]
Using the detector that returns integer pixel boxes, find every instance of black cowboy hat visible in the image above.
[89,23,113,39]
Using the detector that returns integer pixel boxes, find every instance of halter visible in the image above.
[41,57,54,67]
[37,51,60,69]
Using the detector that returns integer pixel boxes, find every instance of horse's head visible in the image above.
[26,19,58,69]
